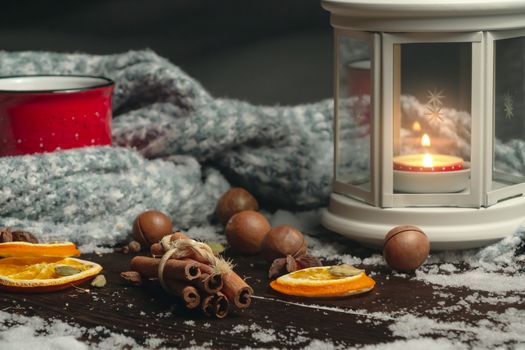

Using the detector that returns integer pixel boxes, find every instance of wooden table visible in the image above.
[0,238,523,348]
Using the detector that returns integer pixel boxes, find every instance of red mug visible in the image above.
[0,75,114,156]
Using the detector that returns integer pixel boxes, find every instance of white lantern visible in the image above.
[321,0,525,249]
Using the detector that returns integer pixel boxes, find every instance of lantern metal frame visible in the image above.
[322,0,525,250]
[485,28,525,206]
[381,31,483,208]
[332,30,380,206]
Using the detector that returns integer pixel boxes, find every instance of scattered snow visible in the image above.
[78,243,114,254]
[416,269,525,293]
[356,338,468,350]
[251,328,277,343]
[438,263,457,273]
[389,309,525,349]
[226,322,313,347]
[463,293,523,305]
[1,209,524,349]
[0,311,143,350]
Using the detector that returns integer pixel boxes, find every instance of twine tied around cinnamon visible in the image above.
[157,235,233,293]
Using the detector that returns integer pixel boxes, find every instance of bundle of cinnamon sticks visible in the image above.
[129,232,253,318]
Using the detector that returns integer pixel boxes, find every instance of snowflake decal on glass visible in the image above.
[503,91,514,119]
[424,89,445,124]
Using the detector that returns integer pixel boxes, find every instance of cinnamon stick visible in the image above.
[164,280,201,309]
[150,232,188,257]
[191,273,223,294]
[201,292,229,318]
[221,271,254,309]
[150,231,212,264]
[150,242,212,265]
[190,259,214,274]
[130,256,201,281]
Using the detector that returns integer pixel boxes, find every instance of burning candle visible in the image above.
[421,133,430,147]
[393,132,470,193]
[393,134,464,172]
[423,153,433,167]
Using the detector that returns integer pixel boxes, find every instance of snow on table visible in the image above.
[0,211,524,349]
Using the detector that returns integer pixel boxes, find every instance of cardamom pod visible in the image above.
[329,264,364,277]
[55,265,81,276]
[91,274,106,288]
[127,240,142,253]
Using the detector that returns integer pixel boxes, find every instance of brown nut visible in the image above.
[383,225,430,272]
[0,229,13,243]
[132,210,173,247]
[225,210,271,255]
[11,230,38,244]
[128,240,142,253]
[120,271,143,286]
[261,225,308,262]
[216,188,259,226]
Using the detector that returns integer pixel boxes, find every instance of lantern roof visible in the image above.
[322,0,525,32]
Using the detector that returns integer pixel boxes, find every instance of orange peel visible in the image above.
[0,256,102,293]
[270,266,375,298]
[0,241,101,293]
[0,241,80,258]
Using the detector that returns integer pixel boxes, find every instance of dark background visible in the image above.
[0,0,332,105]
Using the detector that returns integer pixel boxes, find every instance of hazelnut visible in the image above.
[383,225,430,272]
[261,225,308,262]
[128,240,142,253]
[132,210,173,247]
[216,188,259,225]
[225,210,271,254]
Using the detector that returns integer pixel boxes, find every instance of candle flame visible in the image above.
[423,153,433,167]
[412,121,421,132]
[421,133,431,147]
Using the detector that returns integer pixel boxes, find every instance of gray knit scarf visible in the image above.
[0,50,333,245]
[0,50,523,269]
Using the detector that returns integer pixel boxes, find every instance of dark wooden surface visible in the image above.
[0,247,522,348]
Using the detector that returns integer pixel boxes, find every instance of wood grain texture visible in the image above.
[0,251,522,348]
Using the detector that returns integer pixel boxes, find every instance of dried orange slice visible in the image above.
[0,242,80,258]
[270,266,375,298]
[0,256,102,293]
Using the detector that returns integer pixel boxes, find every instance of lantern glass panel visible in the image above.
[336,36,372,192]
[392,42,472,194]
[493,36,525,189]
